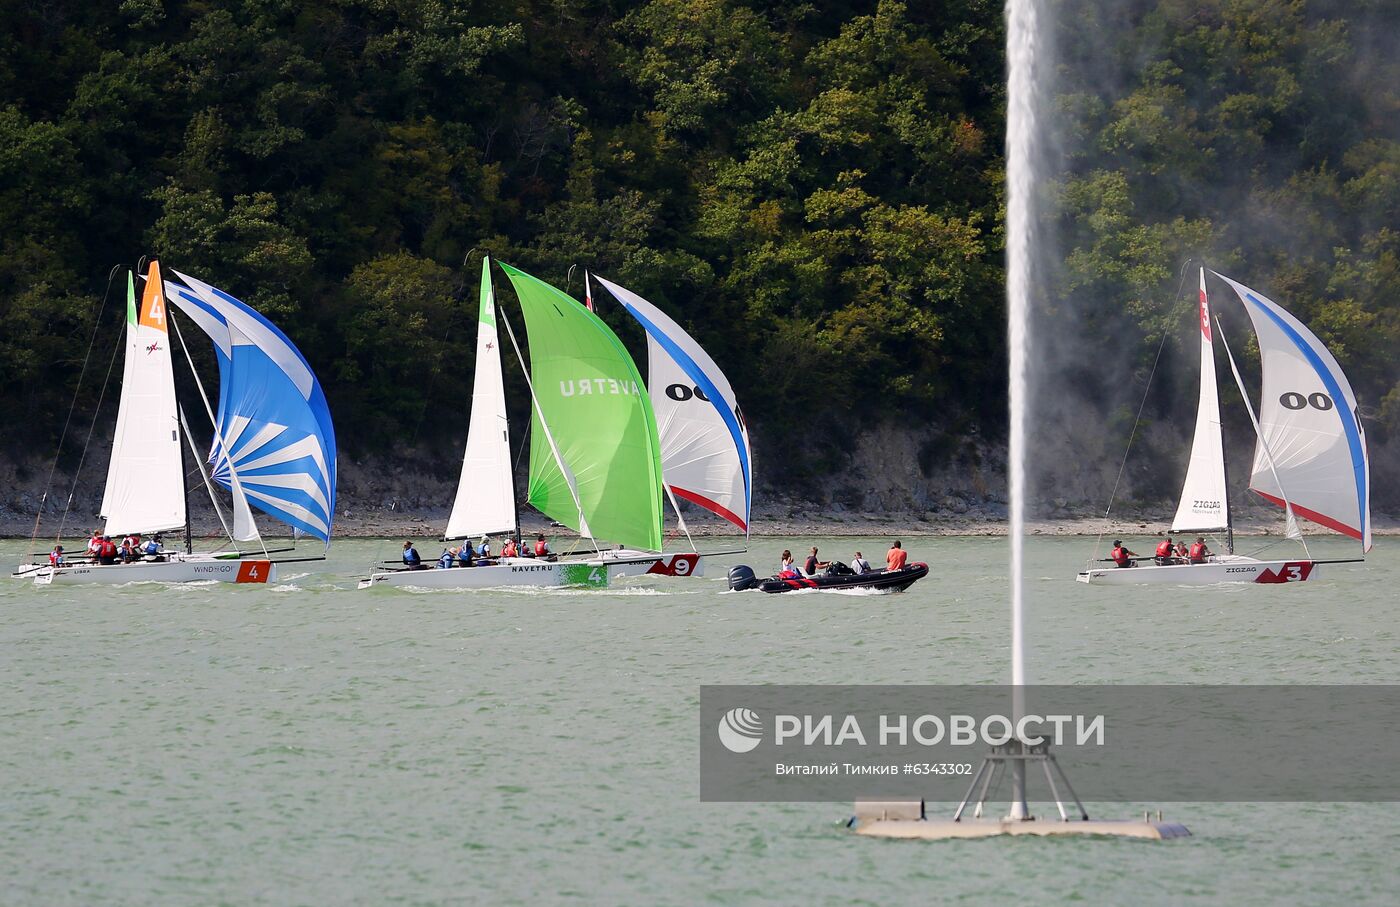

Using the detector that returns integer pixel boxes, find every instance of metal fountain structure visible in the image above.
[849,0,1188,841]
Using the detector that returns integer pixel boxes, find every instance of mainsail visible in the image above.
[500,263,665,552]
[165,271,338,544]
[1213,271,1371,551]
[101,262,186,535]
[594,275,752,534]
[445,257,516,539]
[1171,268,1229,532]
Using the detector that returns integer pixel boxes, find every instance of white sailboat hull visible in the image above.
[1077,555,1319,586]
[356,550,703,590]
[12,555,276,585]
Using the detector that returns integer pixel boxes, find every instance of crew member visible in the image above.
[501,537,518,558]
[458,545,475,568]
[439,547,458,569]
[1155,536,1176,566]
[534,534,550,557]
[87,530,103,558]
[477,537,491,558]
[852,551,872,574]
[145,535,164,559]
[1188,536,1213,564]
[1109,540,1138,567]
[48,545,65,566]
[778,550,800,578]
[1174,540,1189,560]
[886,540,908,571]
[402,541,423,569]
[97,535,119,566]
[804,546,829,576]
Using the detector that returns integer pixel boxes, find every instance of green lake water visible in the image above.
[2,535,1395,905]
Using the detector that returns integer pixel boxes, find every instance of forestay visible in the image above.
[1171,268,1229,533]
[500,263,665,553]
[101,262,186,535]
[1214,271,1371,551]
[595,275,752,534]
[445,257,516,540]
[165,271,338,544]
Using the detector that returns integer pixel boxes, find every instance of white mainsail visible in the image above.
[594,275,752,534]
[446,257,517,539]
[1213,271,1371,551]
[1171,268,1229,532]
[101,262,186,535]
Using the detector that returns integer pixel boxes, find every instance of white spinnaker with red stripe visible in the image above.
[1213,271,1371,551]
[594,275,751,534]
[1171,268,1229,533]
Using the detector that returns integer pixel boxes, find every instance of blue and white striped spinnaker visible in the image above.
[594,275,751,534]
[165,271,338,544]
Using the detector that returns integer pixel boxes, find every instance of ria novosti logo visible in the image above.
[717,707,763,753]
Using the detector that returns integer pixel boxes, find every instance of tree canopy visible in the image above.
[0,1,1395,502]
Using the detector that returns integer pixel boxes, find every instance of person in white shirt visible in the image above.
[851,551,872,574]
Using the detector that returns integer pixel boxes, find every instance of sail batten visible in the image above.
[1212,270,1370,551]
[445,258,517,540]
[1171,268,1230,533]
[101,263,186,535]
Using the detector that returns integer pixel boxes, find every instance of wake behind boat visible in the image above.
[14,261,336,585]
[1078,267,1371,586]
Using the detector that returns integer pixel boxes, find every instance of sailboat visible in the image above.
[14,261,336,585]
[594,275,752,540]
[1078,267,1370,585]
[360,259,699,590]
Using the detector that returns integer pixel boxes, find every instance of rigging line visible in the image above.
[498,305,601,556]
[406,248,481,450]
[31,265,124,552]
[55,293,130,545]
[1090,259,1195,567]
[171,313,272,559]
[1215,315,1311,559]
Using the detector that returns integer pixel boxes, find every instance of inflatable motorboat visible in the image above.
[728,561,929,594]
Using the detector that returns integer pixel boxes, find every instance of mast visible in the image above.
[181,419,193,554]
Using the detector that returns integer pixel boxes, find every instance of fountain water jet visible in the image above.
[849,0,1188,840]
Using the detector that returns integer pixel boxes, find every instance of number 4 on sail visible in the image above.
[1078,267,1370,586]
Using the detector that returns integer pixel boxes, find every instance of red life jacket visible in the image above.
[502,540,517,557]
[1156,540,1173,558]
[100,540,118,559]
[1189,542,1207,561]
[48,551,62,565]
[1110,546,1130,566]
[534,539,548,556]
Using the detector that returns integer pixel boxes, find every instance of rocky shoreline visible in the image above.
[7,501,1394,542]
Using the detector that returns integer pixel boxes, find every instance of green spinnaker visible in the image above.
[499,262,664,552]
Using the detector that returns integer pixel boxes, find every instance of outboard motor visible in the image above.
[728,564,758,591]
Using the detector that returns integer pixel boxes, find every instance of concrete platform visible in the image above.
[851,818,1190,840]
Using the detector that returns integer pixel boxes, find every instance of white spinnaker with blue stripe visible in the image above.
[1214,272,1371,552]
[165,271,338,545]
[594,275,751,534]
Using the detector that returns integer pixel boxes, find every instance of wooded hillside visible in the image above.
[1,1,1395,504]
